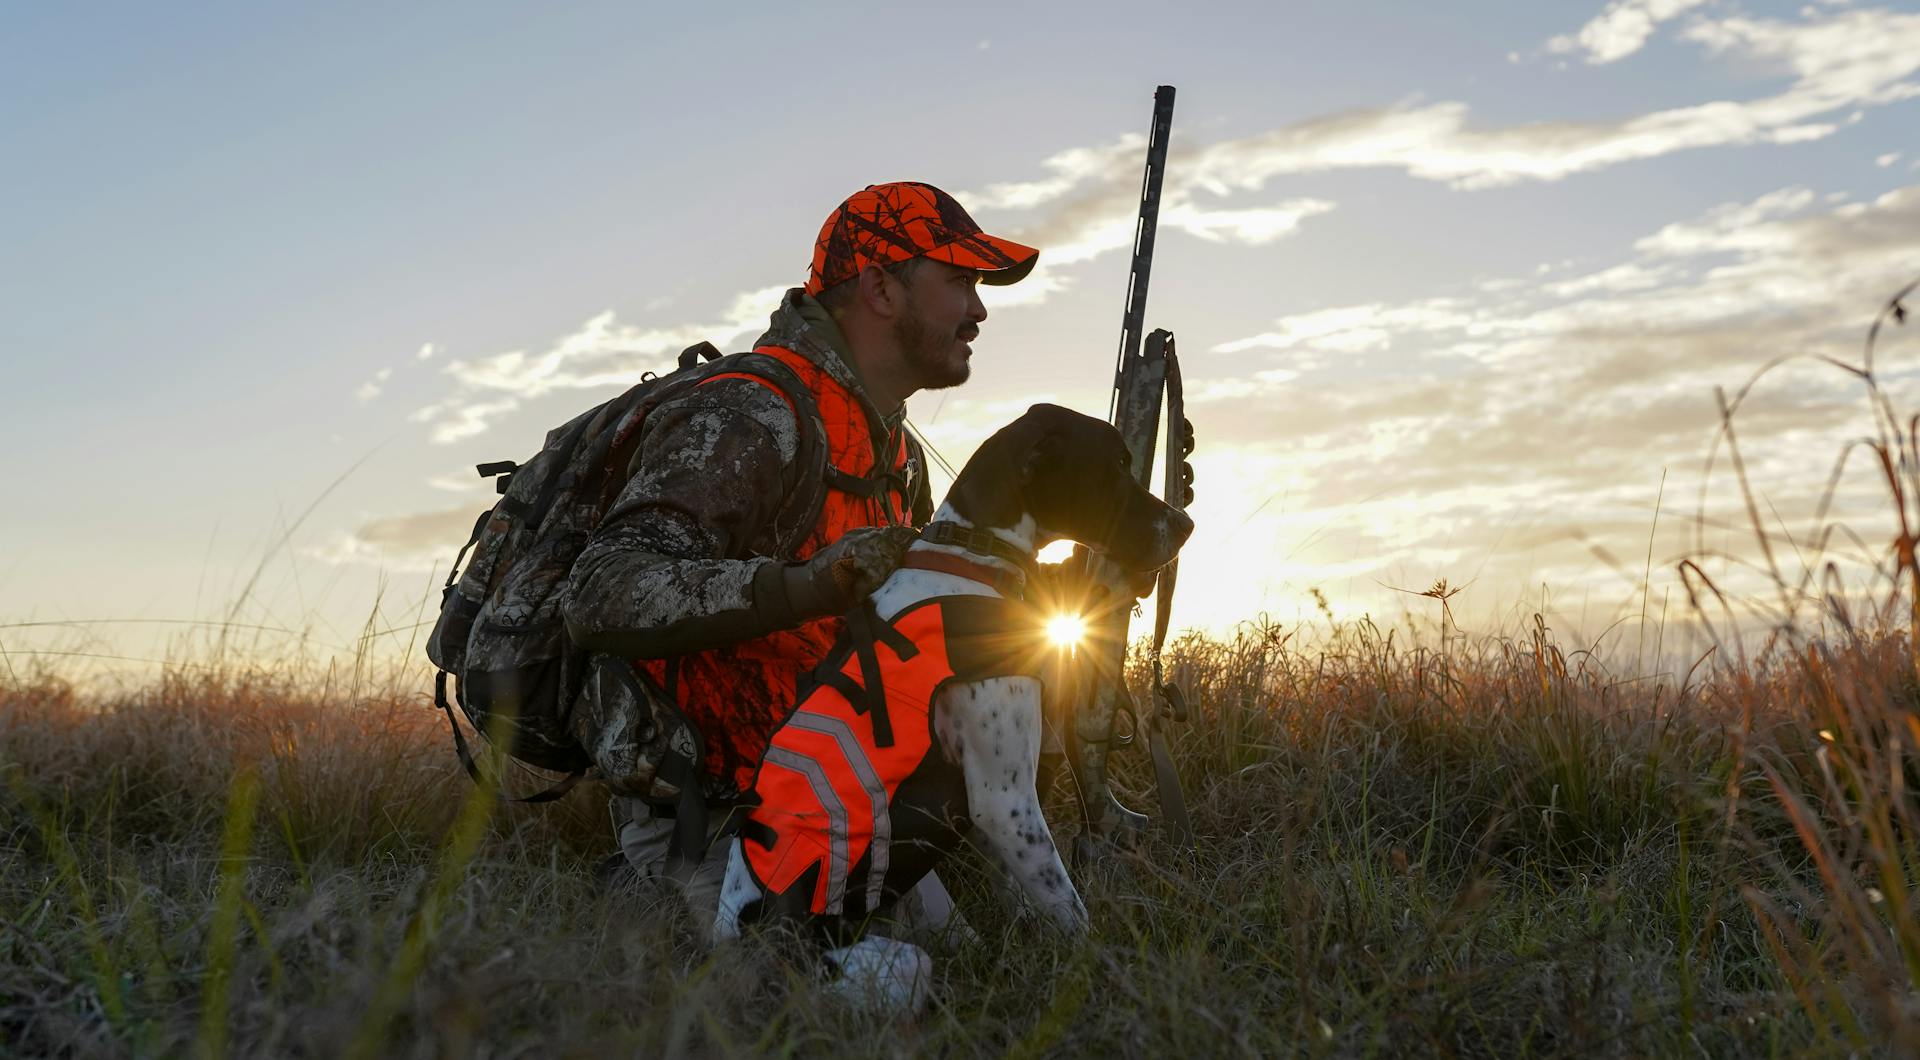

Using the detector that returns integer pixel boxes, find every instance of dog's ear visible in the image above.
[1020,431,1067,488]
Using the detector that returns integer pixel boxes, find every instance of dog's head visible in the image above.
[948,403,1193,573]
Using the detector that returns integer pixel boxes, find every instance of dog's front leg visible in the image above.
[936,677,1089,935]
[710,839,760,945]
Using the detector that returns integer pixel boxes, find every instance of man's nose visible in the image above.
[968,285,988,322]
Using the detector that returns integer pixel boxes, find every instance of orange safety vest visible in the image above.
[637,345,917,794]
[733,594,1038,930]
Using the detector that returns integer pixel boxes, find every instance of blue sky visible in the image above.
[5,1,1919,677]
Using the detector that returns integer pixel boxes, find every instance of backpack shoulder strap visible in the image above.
[685,351,833,560]
[902,431,934,527]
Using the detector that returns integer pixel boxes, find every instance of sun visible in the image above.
[1045,613,1087,648]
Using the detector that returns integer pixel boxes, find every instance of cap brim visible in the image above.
[925,230,1039,286]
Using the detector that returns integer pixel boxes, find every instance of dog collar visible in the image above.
[918,521,1038,578]
[899,549,1026,598]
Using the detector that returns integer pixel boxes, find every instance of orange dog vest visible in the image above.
[736,594,1039,928]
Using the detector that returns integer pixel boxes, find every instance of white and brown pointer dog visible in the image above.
[711,404,1193,1013]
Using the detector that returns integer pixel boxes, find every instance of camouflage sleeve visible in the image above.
[562,379,826,659]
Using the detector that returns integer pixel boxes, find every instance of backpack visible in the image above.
[424,341,844,802]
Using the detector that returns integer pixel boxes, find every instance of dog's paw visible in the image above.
[822,936,933,1019]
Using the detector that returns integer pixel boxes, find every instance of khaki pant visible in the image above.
[612,795,731,923]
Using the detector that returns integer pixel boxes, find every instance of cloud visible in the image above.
[1213,182,1920,390]
[307,504,481,572]
[1632,186,1818,256]
[1212,301,1475,355]
[411,285,788,443]
[442,284,787,399]
[961,5,1920,226]
[427,471,487,493]
[958,135,1337,280]
[978,266,1071,311]
[1879,151,1903,167]
[1547,0,1714,64]
[413,397,520,444]
[416,342,437,361]
[354,367,393,403]
[408,6,1917,450]
[1185,181,1920,631]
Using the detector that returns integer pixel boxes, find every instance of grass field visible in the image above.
[6,288,1917,1057]
[3,604,1918,1058]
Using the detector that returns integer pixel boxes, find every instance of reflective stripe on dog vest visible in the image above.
[740,594,1039,920]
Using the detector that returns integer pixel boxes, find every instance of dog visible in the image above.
[710,403,1193,1012]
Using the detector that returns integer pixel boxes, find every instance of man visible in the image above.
[561,181,1039,907]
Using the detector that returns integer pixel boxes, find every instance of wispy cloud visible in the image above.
[307,505,480,571]
[964,4,1919,228]
[1211,301,1475,356]
[404,5,1918,451]
[354,367,392,403]
[1188,180,1920,621]
[410,396,521,445]
[410,285,787,444]
[1546,0,1714,64]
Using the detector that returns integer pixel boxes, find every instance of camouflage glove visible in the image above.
[783,525,919,618]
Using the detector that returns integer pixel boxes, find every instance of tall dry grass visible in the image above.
[2,281,1916,1056]
[7,608,1916,1056]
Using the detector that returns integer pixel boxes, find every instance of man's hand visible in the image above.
[790,525,919,616]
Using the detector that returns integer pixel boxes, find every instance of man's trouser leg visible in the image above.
[612,795,730,924]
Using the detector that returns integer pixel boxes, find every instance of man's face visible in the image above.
[892,259,988,391]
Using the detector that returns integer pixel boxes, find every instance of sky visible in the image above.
[4,0,1919,682]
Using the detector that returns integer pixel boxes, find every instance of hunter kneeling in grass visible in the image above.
[554,184,1066,977]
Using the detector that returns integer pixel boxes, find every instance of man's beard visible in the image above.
[894,298,970,390]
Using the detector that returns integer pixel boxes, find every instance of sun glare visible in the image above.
[1036,539,1077,564]
[1045,613,1087,648]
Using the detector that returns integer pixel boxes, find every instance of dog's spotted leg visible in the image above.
[935,676,1089,935]
[711,839,760,945]
[883,870,980,946]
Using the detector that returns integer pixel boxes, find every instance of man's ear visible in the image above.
[857,263,901,319]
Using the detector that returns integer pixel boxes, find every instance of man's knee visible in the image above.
[613,795,676,877]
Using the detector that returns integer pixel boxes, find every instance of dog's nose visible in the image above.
[1166,508,1195,547]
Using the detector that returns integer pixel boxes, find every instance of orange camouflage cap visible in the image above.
[805,181,1038,296]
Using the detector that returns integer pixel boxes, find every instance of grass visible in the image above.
[3,281,1916,1056]
[2,611,1915,1058]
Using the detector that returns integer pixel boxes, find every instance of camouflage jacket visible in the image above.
[561,290,934,661]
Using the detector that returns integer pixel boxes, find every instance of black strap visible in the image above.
[513,769,585,804]
[660,765,707,884]
[678,341,723,370]
[846,606,895,748]
[439,509,492,602]
[919,521,1038,580]
[1148,340,1193,847]
[739,816,778,851]
[436,670,585,805]
[437,671,484,785]
[824,464,907,500]
[809,603,920,750]
[867,606,920,661]
[824,433,911,525]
